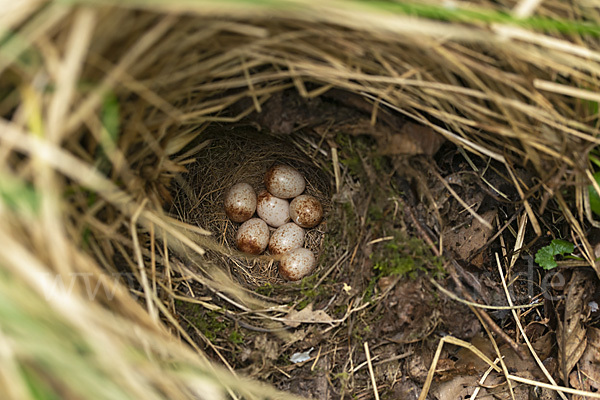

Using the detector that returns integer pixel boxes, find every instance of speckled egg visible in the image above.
[269,223,305,255]
[224,183,256,223]
[279,248,316,281]
[289,195,323,228]
[265,164,306,199]
[236,218,269,255]
[256,190,290,228]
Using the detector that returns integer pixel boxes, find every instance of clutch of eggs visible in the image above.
[265,164,305,199]
[223,164,323,281]
[236,218,269,255]
[279,248,316,281]
[256,190,289,228]
[269,223,304,255]
[290,194,323,228]
[224,183,256,223]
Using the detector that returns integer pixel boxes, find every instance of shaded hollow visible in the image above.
[4,3,600,400]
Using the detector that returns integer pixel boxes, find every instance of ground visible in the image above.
[171,89,600,399]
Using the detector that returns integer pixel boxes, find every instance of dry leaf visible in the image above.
[442,208,497,264]
[281,328,308,346]
[379,121,446,156]
[556,270,590,383]
[328,118,445,157]
[254,334,279,361]
[283,304,334,328]
[531,330,554,361]
[455,333,548,380]
[432,375,481,400]
[570,326,600,399]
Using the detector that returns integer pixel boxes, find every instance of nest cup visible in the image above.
[171,127,331,286]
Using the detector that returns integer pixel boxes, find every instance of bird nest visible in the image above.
[170,126,331,287]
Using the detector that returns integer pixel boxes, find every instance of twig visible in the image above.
[498,213,568,400]
[418,335,501,400]
[400,197,440,257]
[471,357,502,400]
[467,207,523,263]
[131,198,158,323]
[364,342,380,400]
[429,276,537,311]
[332,147,341,194]
[447,260,527,360]
[429,163,492,229]
[418,335,600,399]
[402,194,527,359]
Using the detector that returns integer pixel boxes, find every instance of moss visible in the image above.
[195,310,227,342]
[362,276,379,303]
[372,153,388,173]
[337,133,387,184]
[362,225,445,303]
[336,200,358,247]
[367,203,384,221]
[256,282,275,296]
[228,330,244,346]
[175,301,244,345]
[340,155,362,179]
[371,234,445,280]
[297,298,310,310]
[351,319,373,342]
[334,133,444,302]
[333,304,347,317]
[295,274,328,310]
[333,371,349,381]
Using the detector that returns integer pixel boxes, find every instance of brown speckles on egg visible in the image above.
[236,218,269,254]
[224,183,256,223]
[265,164,305,199]
[256,190,290,227]
[279,248,316,281]
[289,195,323,228]
[269,222,305,255]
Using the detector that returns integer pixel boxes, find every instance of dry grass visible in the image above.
[2,0,600,398]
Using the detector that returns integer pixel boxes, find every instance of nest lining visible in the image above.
[170,126,332,287]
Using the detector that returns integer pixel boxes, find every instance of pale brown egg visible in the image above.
[256,190,290,228]
[279,248,316,281]
[265,164,305,199]
[269,223,305,255]
[224,183,256,223]
[236,218,269,255]
[289,195,323,228]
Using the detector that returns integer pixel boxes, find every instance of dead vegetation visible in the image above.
[3,1,600,399]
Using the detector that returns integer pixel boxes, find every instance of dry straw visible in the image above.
[1,0,600,399]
